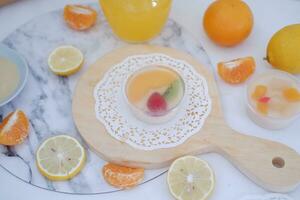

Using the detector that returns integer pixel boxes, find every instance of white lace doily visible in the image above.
[94,54,211,150]
[239,193,294,200]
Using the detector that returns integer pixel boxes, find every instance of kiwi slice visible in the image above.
[163,79,183,102]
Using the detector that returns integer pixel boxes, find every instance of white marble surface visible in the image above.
[0,0,300,199]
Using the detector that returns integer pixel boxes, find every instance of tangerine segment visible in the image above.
[257,102,268,115]
[0,110,29,145]
[283,87,300,102]
[64,4,97,30]
[252,85,267,100]
[218,56,255,84]
[102,163,144,189]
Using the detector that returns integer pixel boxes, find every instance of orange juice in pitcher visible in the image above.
[99,0,172,42]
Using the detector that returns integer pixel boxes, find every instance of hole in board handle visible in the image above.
[272,157,285,168]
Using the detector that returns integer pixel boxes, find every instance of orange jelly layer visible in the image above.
[126,67,178,103]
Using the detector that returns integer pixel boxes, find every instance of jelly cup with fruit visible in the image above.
[124,65,185,124]
[246,69,300,129]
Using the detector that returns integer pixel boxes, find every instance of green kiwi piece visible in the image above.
[163,79,183,102]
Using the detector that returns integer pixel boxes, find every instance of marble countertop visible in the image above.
[0,0,300,200]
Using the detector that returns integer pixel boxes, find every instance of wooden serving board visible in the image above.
[73,45,300,192]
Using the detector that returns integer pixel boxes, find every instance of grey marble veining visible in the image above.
[0,4,212,194]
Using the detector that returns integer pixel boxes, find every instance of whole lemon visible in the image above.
[203,0,253,47]
[267,24,300,74]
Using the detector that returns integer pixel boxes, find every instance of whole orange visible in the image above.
[203,0,253,47]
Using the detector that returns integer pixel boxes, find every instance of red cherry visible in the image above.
[258,96,271,103]
[147,92,167,115]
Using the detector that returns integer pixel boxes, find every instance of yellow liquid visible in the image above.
[99,0,172,42]
[0,57,20,102]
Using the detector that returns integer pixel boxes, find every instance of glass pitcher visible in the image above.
[99,0,172,43]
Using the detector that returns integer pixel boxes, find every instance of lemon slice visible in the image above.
[167,156,215,200]
[48,45,83,76]
[36,135,86,181]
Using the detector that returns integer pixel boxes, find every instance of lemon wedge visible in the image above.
[167,156,215,200]
[36,135,86,181]
[48,45,83,76]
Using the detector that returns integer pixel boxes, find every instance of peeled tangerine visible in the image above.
[256,101,269,115]
[0,110,29,145]
[252,85,267,100]
[283,88,300,102]
[102,163,144,189]
[64,4,97,30]
[218,56,256,84]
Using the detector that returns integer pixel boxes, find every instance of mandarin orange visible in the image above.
[252,85,267,100]
[218,56,255,84]
[102,163,144,189]
[64,4,97,31]
[203,0,253,46]
[0,110,29,146]
[256,102,268,115]
[283,87,300,102]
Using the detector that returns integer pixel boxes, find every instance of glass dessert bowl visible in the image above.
[124,65,185,124]
[246,69,300,129]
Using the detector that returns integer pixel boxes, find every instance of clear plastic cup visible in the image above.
[246,69,300,130]
[124,65,185,124]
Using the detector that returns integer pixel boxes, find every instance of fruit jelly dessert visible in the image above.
[126,66,184,116]
[249,74,300,118]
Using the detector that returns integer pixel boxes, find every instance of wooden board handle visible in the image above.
[209,129,300,192]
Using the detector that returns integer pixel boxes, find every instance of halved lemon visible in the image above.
[48,45,83,76]
[36,135,86,181]
[167,156,215,200]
